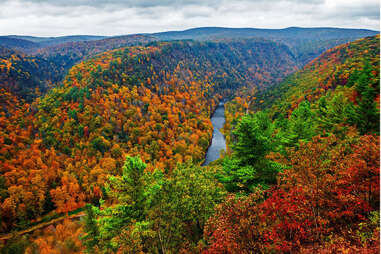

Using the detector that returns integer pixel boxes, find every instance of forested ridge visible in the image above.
[0,27,377,104]
[0,32,379,253]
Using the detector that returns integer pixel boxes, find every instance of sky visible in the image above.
[0,0,379,36]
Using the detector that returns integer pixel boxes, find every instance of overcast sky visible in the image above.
[0,0,379,36]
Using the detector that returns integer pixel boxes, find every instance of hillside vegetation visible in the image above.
[0,32,379,253]
[0,27,377,103]
[217,35,379,253]
[0,39,298,234]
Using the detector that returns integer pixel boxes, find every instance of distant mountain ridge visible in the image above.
[0,27,378,102]
[7,35,107,46]
[1,26,378,53]
[152,26,379,40]
[0,35,109,52]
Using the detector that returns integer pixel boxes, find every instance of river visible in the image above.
[203,102,226,166]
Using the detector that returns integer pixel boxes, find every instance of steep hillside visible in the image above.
[208,35,379,253]
[1,27,377,104]
[0,35,157,102]
[0,46,55,102]
[254,35,380,117]
[1,37,298,103]
[154,26,379,65]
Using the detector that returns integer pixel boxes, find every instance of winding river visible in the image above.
[203,102,226,165]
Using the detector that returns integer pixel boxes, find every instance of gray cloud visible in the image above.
[0,0,378,36]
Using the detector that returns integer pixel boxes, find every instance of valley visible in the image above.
[0,27,379,253]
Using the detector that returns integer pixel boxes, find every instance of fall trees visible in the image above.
[0,30,379,253]
[204,135,380,253]
[205,35,380,253]
[0,36,308,234]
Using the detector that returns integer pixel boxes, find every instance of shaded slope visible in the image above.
[254,35,380,115]
[0,46,55,102]
[1,27,377,103]
[154,26,379,65]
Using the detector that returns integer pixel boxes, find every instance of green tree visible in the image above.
[146,163,226,253]
[83,158,225,253]
[349,60,380,134]
[231,111,275,165]
[86,156,149,253]
[278,101,316,147]
[82,204,99,253]
[218,112,282,192]
[315,91,353,137]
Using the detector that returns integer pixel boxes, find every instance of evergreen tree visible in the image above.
[218,112,282,192]
[278,101,317,147]
[351,60,380,134]
[231,111,275,165]
[85,156,149,253]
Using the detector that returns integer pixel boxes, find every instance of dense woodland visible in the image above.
[0,29,379,253]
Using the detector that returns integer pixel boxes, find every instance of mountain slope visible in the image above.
[208,35,380,254]
[254,35,380,117]
[154,26,379,65]
[1,27,377,103]
[0,35,157,102]
[0,38,298,231]
[0,46,55,102]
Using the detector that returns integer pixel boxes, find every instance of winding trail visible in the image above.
[0,212,85,242]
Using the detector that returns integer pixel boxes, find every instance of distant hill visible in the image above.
[152,26,378,40]
[0,35,108,52]
[7,35,108,46]
[0,37,39,52]
[153,27,379,65]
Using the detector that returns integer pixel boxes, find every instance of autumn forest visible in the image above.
[0,26,379,253]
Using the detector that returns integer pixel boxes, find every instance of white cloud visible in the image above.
[0,0,378,36]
